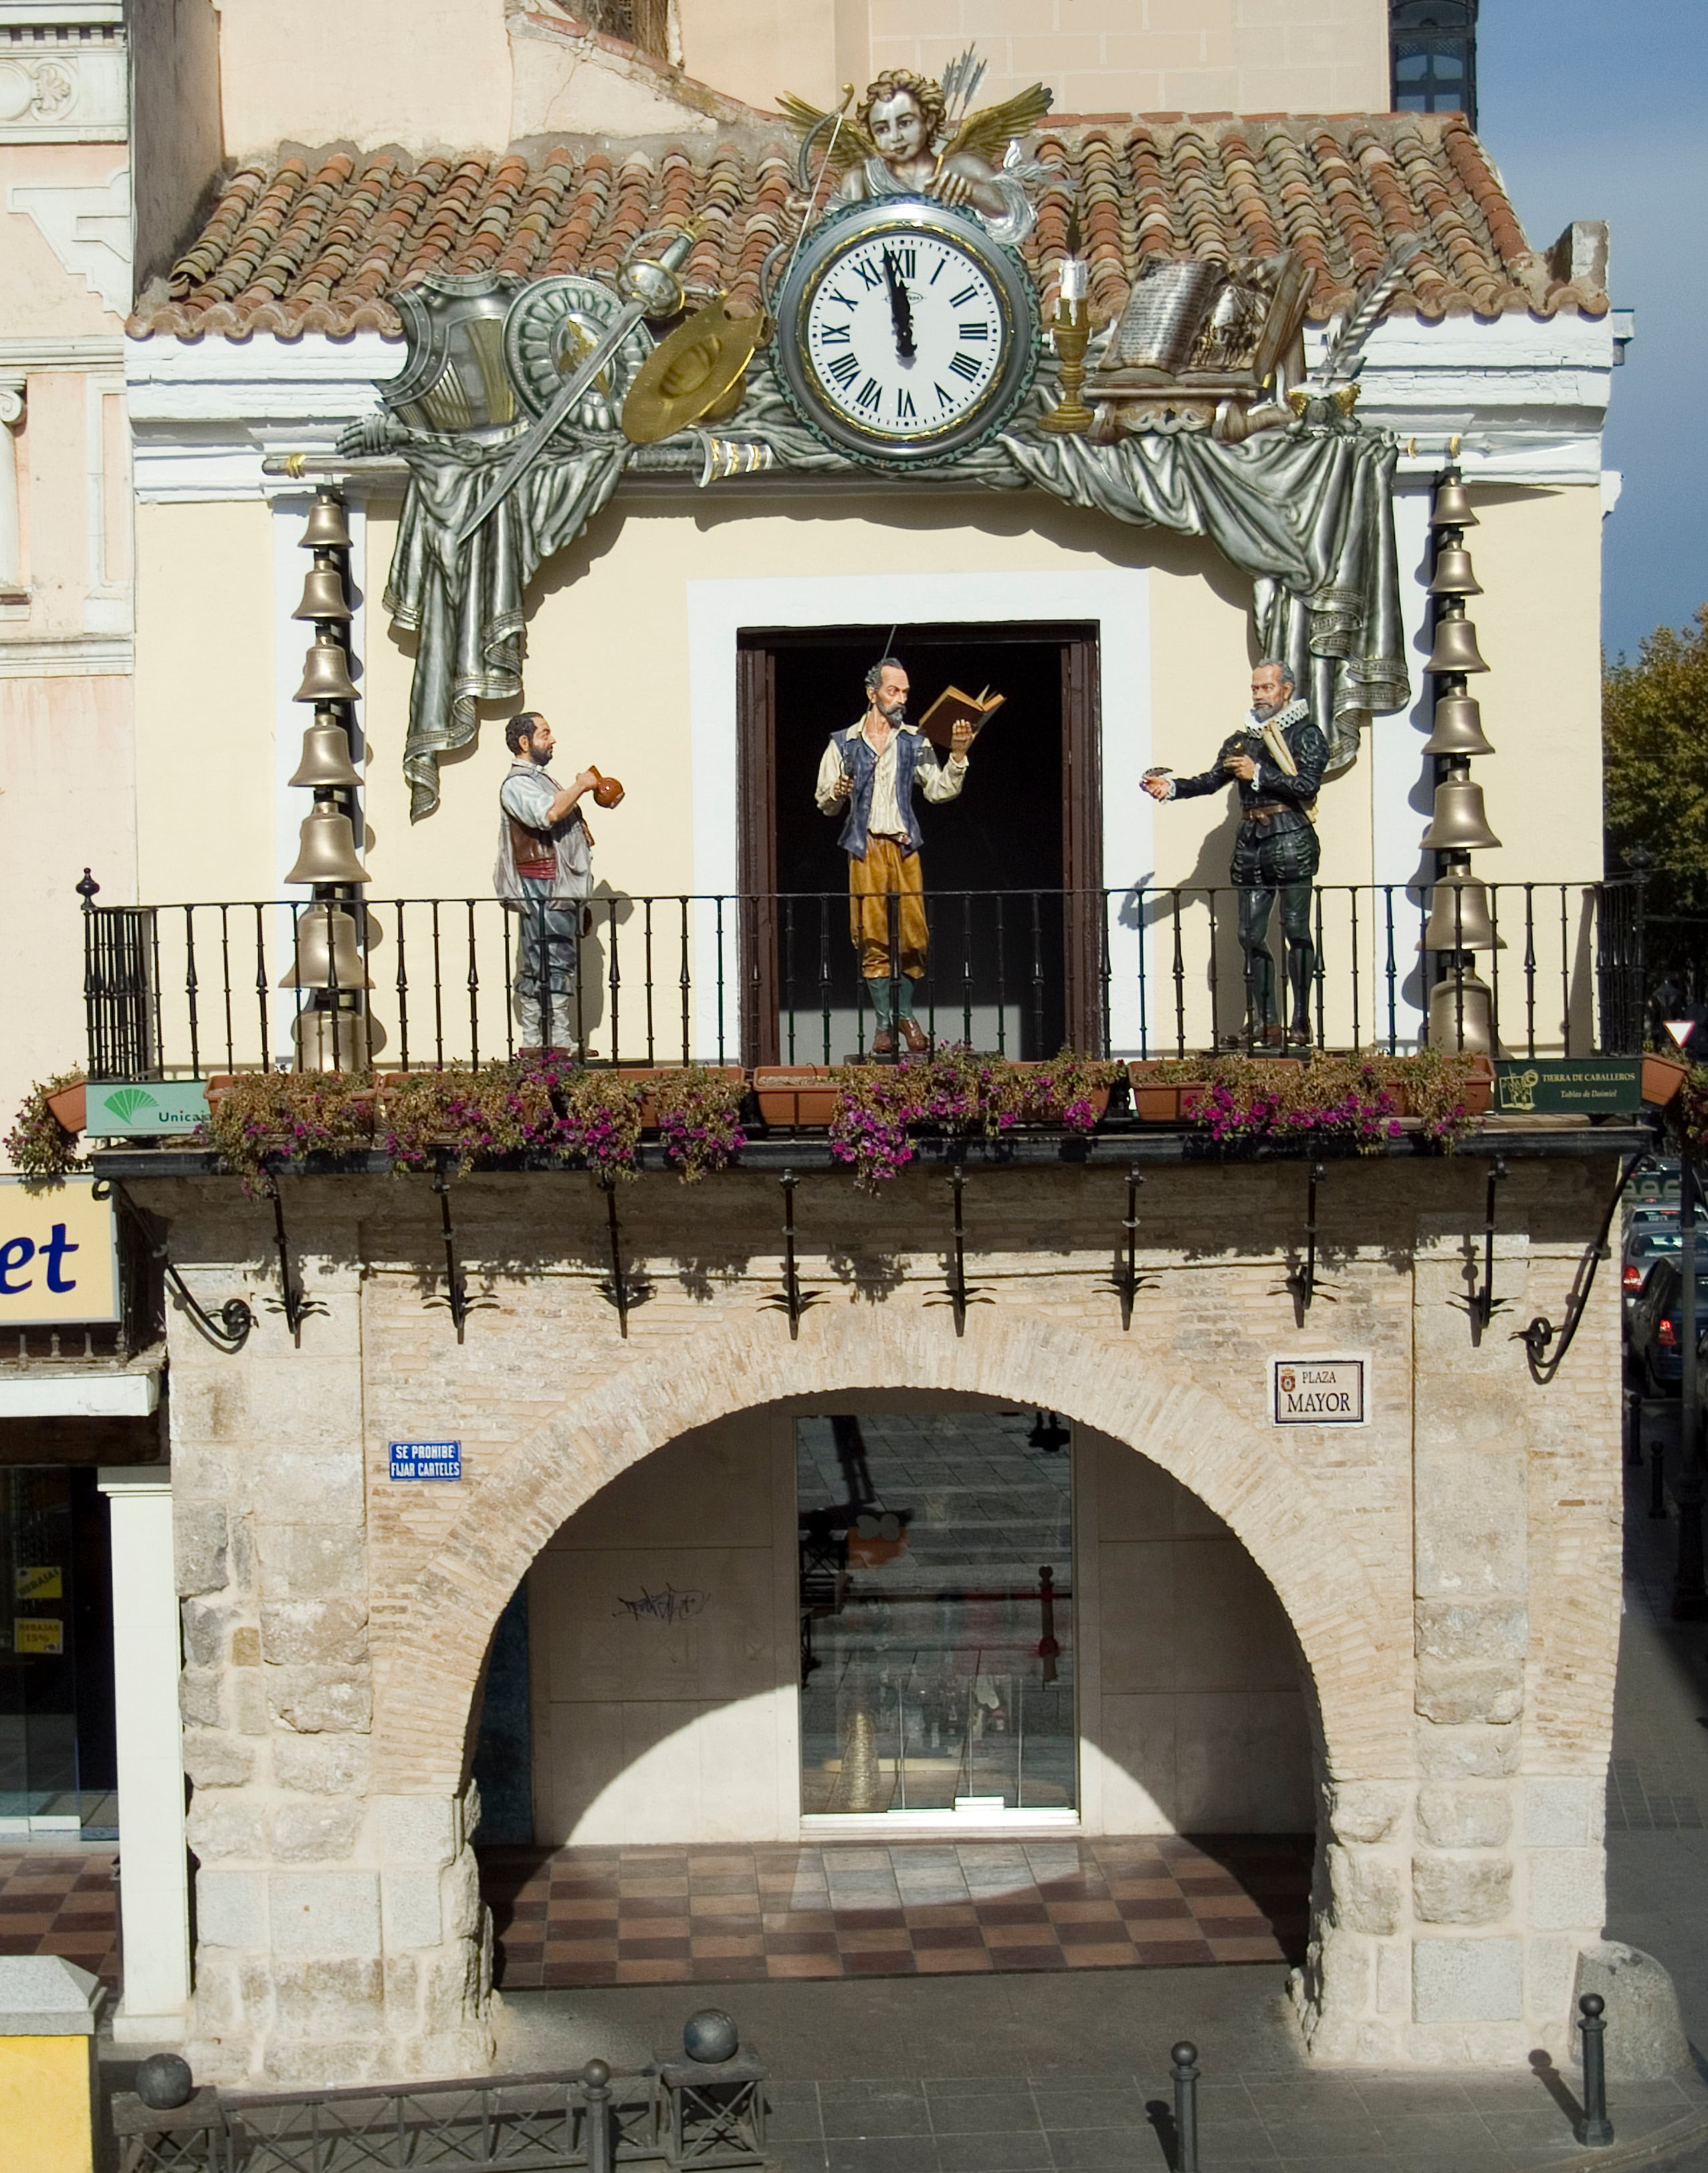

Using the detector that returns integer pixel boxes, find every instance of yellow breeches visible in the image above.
[848,837,929,980]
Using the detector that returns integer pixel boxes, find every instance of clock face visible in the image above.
[773,199,1038,466]
[805,231,1004,443]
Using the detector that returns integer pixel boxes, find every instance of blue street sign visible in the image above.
[389,1441,462,1482]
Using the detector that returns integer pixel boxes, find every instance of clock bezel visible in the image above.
[771,197,1040,469]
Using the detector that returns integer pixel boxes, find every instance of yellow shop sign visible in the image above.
[0,1178,119,1326]
[15,1619,64,1655]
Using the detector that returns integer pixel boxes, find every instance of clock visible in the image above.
[770,197,1039,468]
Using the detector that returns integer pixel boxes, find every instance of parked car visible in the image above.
[1629,1257,1708,1393]
[1624,1225,1685,1309]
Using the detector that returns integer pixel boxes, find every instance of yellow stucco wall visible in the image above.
[0,2033,94,2173]
[130,477,1605,916]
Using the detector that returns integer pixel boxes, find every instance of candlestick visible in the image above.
[1038,294,1093,436]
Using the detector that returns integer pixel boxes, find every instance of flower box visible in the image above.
[43,1082,86,1134]
[754,1066,839,1128]
[1642,1053,1688,1110]
[616,1065,744,1130]
[1458,1053,1495,1116]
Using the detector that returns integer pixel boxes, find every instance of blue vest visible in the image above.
[832,724,928,860]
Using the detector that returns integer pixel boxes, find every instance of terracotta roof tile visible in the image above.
[130,112,1603,340]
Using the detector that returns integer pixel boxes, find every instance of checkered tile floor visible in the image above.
[0,1851,118,1986]
[482,1835,1311,1988]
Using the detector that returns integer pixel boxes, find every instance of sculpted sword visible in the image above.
[453,231,695,549]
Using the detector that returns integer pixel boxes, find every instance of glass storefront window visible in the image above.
[0,1469,115,1836]
[798,1410,1074,1819]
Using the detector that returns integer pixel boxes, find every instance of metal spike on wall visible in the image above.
[281,486,369,1070]
[1420,455,1499,1055]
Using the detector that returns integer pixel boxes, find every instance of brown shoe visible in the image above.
[871,1027,897,1055]
[898,1016,928,1052]
[1285,1023,1312,1049]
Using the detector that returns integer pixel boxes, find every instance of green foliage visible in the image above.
[1604,605,1708,910]
[3,1069,86,1182]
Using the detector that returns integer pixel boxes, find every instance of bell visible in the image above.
[1420,693,1495,758]
[284,801,370,886]
[1429,476,1479,529]
[288,716,362,789]
[1428,546,1482,598]
[1421,777,1501,851]
[1424,615,1489,675]
[1420,876,1503,952]
[298,492,352,550]
[1426,966,1496,1057]
[294,638,360,704]
[292,1003,372,1073]
[292,565,352,622]
[282,904,371,990]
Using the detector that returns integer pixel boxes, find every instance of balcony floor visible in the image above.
[480,1834,1312,1988]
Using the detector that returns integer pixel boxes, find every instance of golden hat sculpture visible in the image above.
[621,297,768,446]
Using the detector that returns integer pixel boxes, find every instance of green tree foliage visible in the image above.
[1605,605,1708,910]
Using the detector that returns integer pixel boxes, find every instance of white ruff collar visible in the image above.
[1252,696,1309,732]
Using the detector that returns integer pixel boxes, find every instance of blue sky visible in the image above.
[1476,0,1707,659]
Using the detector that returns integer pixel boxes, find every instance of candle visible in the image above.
[1058,257,1089,304]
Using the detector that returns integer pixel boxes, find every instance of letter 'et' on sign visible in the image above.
[1271,1356,1368,1427]
[0,1176,120,1328]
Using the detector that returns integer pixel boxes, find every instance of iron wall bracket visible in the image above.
[102,1179,254,1353]
[261,1176,328,1339]
[596,1174,653,1336]
[760,1171,825,1339]
[424,1166,498,1340]
[924,1165,992,1336]
[1099,1164,1158,1328]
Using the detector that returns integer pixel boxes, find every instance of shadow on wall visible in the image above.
[467,1400,1318,1850]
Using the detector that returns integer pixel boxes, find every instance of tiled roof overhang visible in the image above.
[129,112,1606,342]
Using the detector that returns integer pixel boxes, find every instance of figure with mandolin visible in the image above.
[494,710,624,1051]
[1144,659,1327,1049]
[815,657,986,1053]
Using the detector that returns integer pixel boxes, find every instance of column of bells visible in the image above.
[1418,463,1501,1055]
[281,487,372,1071]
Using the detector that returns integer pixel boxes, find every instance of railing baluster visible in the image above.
[993,894,1008,1055]
[818,893,832,1063]
[430,902,445,1069]
[1560,884,1572,1056]
[1523,884,1537,1059]
[183,907,202,1079]
[253,904,271,1073]
[677,897,691,1065]
[1029,890,1045,1059]
[715,894,728,1065]
[1313,886,1325,1049]
[395,901,411,1072]
[1206,888,1222,1051]
[1171,891,1186,1057]
[1383,885,1397,1053]
[465,900,480,1067]
[1348,886,1360,1052]
[782,894,796,1064]
[1487,884,1501,1053]
[960,892,974,1048]
[607,896,621,1065]
[643,897,656,1065]
[219,905,235,1075]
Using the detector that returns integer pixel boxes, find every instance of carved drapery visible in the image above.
[381,368,1408,819]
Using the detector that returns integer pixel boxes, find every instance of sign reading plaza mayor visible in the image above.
[1271,1356,1368,1427]
[0,1177,120,1327]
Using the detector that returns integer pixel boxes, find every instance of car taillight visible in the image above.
[1624,1265,1643,1291]
[1659,1318,1680,1348]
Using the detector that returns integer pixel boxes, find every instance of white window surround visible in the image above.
[686,568,1152,1056]
[0,1368,157,1417]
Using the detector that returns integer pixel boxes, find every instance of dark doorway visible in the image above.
[738,623,1101,1063]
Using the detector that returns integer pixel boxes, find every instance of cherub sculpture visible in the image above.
[781,50,1053,247]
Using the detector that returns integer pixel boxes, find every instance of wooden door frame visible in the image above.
[737,623,1103,1063]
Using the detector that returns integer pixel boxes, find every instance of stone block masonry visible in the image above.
[132,1154,1629,2085]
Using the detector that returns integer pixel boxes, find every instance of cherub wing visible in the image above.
[778,92,875,188]
[943,83,1054,167]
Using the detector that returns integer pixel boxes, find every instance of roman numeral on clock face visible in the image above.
[948,352,980,381]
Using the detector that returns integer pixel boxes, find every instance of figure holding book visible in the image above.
[1143,660,1327,1049]
[814,657,978,1053]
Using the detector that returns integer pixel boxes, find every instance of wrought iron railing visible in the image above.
[81,879,1644,1079]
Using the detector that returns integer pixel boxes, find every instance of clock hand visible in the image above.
[881,249,916,362]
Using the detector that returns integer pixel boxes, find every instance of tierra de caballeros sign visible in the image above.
[1271,1357,1368,1426]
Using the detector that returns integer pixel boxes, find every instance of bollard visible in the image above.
[1170,2041,1200,2173]
[1576,1993,1614,2148]
[0,1956,104,2173]
[582,2057,613,2173]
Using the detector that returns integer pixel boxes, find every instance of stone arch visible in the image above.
[372,1306,1410,1796]
[369,1295,1399,1790]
